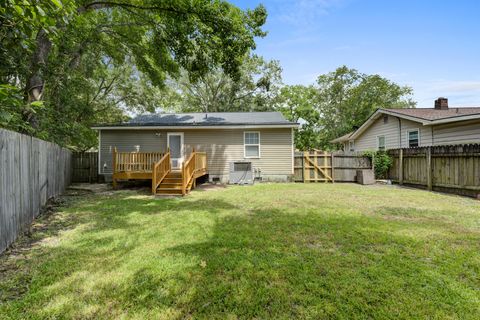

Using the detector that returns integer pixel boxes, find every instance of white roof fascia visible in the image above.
[92,124,299,130]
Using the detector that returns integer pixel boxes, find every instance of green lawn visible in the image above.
[1,183,479,319]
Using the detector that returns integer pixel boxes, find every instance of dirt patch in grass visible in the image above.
[0,191,89,302]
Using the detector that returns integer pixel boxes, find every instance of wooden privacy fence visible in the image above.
[388,144,480,198]
[0,129,72,254]
[294,151,372,182]
[71,152,98,183]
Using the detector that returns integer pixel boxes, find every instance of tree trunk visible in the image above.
[24,29,52,129]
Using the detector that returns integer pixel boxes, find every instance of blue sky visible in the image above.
[231,0,480,108]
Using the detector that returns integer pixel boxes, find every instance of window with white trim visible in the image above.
[348,140,355,152]
[377,136,386,151]
[408,129,419,148]
[244,132,260,158]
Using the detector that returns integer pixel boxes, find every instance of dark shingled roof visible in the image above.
[385,107,480,121]
[94,112,296,127]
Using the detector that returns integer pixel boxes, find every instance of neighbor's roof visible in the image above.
[331,106,480,143]
[384,107,480,121]
[330,131,354,143]
[92,112,298,129]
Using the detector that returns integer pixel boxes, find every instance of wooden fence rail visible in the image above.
[0,129,72,254]
[388,144,480,198]
[294,151,372,182]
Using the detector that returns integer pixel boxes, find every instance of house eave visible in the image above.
[424,113,480,125]
[349,109,427,140]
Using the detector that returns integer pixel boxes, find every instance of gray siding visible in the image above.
[99,128,293,181]
[354,115,402,151]
[353,116,480,152]
[432,119,480,145]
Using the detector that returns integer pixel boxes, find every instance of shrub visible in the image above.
[363,151,393,179]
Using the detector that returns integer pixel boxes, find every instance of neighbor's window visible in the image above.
[383,114,389,124]
[378,136,386,151]
[408,129,419,148]
[244,132,260,158]
[348,140,355,152]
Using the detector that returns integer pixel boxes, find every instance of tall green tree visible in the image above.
[171,55,282,112]
[277,85,320,150]
[316,66,416,149]
[1,0,267,148]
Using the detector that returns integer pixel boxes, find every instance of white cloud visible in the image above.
[435,81,480,93]
[410,80,480,107]
[274,0,345,28]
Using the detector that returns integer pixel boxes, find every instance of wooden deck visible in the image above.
[112,148,207,195]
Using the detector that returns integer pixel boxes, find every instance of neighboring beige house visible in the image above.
[332,98,480,152]
[93,112,298,186]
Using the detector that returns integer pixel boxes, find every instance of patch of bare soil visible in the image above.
[0,191,88,302]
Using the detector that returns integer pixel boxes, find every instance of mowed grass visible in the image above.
[1,183,480,319]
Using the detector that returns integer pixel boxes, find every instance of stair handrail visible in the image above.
[152,151,171,195]
[181,151,196,195]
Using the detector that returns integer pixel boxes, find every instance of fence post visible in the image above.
[303,151,309,183]
[426,146,432,191]
[330,153,335,183]
[399,149,403,185]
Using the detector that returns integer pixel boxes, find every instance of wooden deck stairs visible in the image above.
[156,171,193,195]
[112,148,207,196]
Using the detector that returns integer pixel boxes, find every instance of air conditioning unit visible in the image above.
[229,161,254,184]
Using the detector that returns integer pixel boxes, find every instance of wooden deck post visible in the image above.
[152,161,157,195]
[181,161,186,196]
[426,147,432,191]
[399,148,404,185]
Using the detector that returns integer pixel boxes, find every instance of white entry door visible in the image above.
[167,132,184,169]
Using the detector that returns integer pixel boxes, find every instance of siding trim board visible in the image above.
[98,130,102,175]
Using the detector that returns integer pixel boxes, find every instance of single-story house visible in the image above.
[331,98,480,152]
[92,112,298,194]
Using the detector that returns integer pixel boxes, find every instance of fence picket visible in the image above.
[0,129,72,254]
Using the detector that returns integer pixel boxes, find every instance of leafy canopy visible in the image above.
[316,66,416,149]
[165,55,282,113]
[0,0,267,149]
[277,85,320,150]
[276,66,415,151]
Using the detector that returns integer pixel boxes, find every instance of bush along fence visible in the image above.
[294,151,372,182]
[388,144,480,198]
[0,129,72,254]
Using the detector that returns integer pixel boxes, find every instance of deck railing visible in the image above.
[113,148,164,173]
[181,150,208,195]
[182,152,196,196]
[195,152,207,173]
[152,151,171,194]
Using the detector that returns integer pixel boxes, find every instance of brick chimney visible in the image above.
[434,97,448,110]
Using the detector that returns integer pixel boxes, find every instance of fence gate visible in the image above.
[294,151,334,182]
[71,152,99,183]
